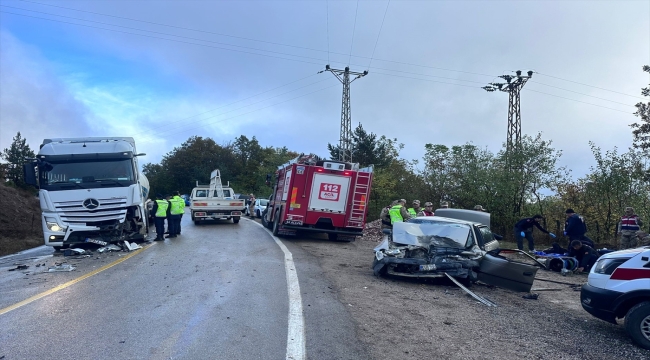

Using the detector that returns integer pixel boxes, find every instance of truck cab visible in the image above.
[189,169,245,225]
[23,137,149,249]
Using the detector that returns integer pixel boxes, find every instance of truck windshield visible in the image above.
[40,159,136,191]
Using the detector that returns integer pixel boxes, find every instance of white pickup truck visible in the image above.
[189,170,245,225]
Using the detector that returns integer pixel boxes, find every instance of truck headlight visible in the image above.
[45,217,67,232]
[593,258,629,275]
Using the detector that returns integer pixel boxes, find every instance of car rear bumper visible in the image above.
[580,283,622,324]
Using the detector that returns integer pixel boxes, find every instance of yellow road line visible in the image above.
[0,244,152,316]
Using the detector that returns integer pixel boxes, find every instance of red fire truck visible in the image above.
[261,154,373,241]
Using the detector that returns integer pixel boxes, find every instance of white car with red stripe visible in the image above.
[581,247,650,349]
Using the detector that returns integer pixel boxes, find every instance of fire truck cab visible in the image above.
[262,154,373,241]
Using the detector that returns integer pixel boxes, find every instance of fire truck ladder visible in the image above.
[208,169,229,198]
[347,169,372,228]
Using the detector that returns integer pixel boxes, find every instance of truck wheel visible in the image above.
[624,301,650,350]
[328,233,339,241]
[272,210,281,236]
[233,217,240,224]
[262,209,271,229]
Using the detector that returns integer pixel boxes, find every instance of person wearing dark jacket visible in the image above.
[568,240,598,273]
[513,215,556,252]
[564,209,587,240]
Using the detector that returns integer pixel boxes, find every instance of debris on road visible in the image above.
[445,273,497,307]
[48,263,76,272]
[123,241,142,251]
[63,248,89,256]
[7,264,29,271]
[522,293,539,300]
[531,288,562,291]
[84,238,108,246]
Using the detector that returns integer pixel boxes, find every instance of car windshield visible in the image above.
[393,221,472,248]
[259,199,269,206]
[40,158,135,191]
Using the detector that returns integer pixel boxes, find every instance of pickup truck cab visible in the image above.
[581,246,650,349]
[189,170,245,225]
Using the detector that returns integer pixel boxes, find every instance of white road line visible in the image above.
[248,219,306,360]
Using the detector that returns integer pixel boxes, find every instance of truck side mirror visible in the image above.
[23,162,37,187]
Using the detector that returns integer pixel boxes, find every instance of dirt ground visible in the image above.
[288,220,650,360]
[0,184,43,256]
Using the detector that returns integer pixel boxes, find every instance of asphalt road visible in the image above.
[0,214,368,360]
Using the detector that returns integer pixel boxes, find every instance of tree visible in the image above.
[631,65,650,150]
[1,132,35,187]
[327,123,400,168]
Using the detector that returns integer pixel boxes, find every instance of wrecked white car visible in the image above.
[373,211,540,292]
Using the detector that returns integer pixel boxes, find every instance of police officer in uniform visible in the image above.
[150,194,169,241]
[407,200,421,217]
[168,192,184,238]
[617,207,643,249]
[389,199,411,224]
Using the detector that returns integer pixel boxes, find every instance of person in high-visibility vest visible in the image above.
[389,199,411,224]
[150,193,169,241]
[407,200,421,217]
[168,192,185,238]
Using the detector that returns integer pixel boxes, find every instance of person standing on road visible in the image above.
[408,200,421,217]
[564,209,594,248]
[417,202,435,217]
[380,200,398,229]
[513,215,556,252]
[168,192,184,238]
[440,201,449,209]
[151,194,169,241]
[248,193,256,218]
[568,240,598,273]
[389,199,411,224]
[617,207,643,249]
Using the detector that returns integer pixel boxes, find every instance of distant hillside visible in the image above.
[0,184,43,256]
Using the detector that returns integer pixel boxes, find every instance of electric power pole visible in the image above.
[482,70,533,151]
[320,65,368,162]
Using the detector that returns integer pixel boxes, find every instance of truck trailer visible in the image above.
[23,137,150,249]
[261,154,373,241]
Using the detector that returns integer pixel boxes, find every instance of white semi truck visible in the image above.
[23,137,150,250]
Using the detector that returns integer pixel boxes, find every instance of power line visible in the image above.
[326,0,330,64]
[535,72,645,100]
[153,83,340,139]
[0,9,327,67]
[368,0,390,70]
[527,81,636,107]
[150,73,324,134]
[523,89,633,114]
[348,0,359,66]
[4,2,497,78]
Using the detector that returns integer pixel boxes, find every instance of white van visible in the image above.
[580,246,650,349]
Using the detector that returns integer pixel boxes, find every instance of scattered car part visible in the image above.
[48,264,76,272]
[522,293,539,300]
[477,250,540,293]
[445,273,497,307]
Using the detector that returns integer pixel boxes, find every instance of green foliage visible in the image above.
[1,132,36,188]
[143,135,297,199]
[631,65,650,150]
[328,123,400,167]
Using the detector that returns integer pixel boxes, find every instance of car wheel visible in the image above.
[625,301,650,350]
[256,209,261,218]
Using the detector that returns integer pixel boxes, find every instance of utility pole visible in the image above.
[482,70,533,151]
[320,65,368,162]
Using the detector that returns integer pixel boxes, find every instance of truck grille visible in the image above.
[54,197,128,224]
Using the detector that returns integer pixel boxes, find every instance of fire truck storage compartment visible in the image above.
[308,173,351,213]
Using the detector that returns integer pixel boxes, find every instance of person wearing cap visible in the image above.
[408,200,422,217]
[380,200,399,229]
[473,205,486,212]
[167,191,184,238]
[417,202,435,217]
[636,231,650,247]
[440,201,449,209]
[389,199,411,224]
[617,207,643,249]
[513,215,556,253]
[150,193,169,241]
[568,240,598,273]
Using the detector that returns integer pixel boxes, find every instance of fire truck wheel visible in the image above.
[272,209,281,236]
[328,233,338,241]
[261,209,270,228]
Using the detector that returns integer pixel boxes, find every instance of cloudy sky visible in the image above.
[0,0,648,178]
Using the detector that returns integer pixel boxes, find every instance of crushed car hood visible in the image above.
[391,221,470,249]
